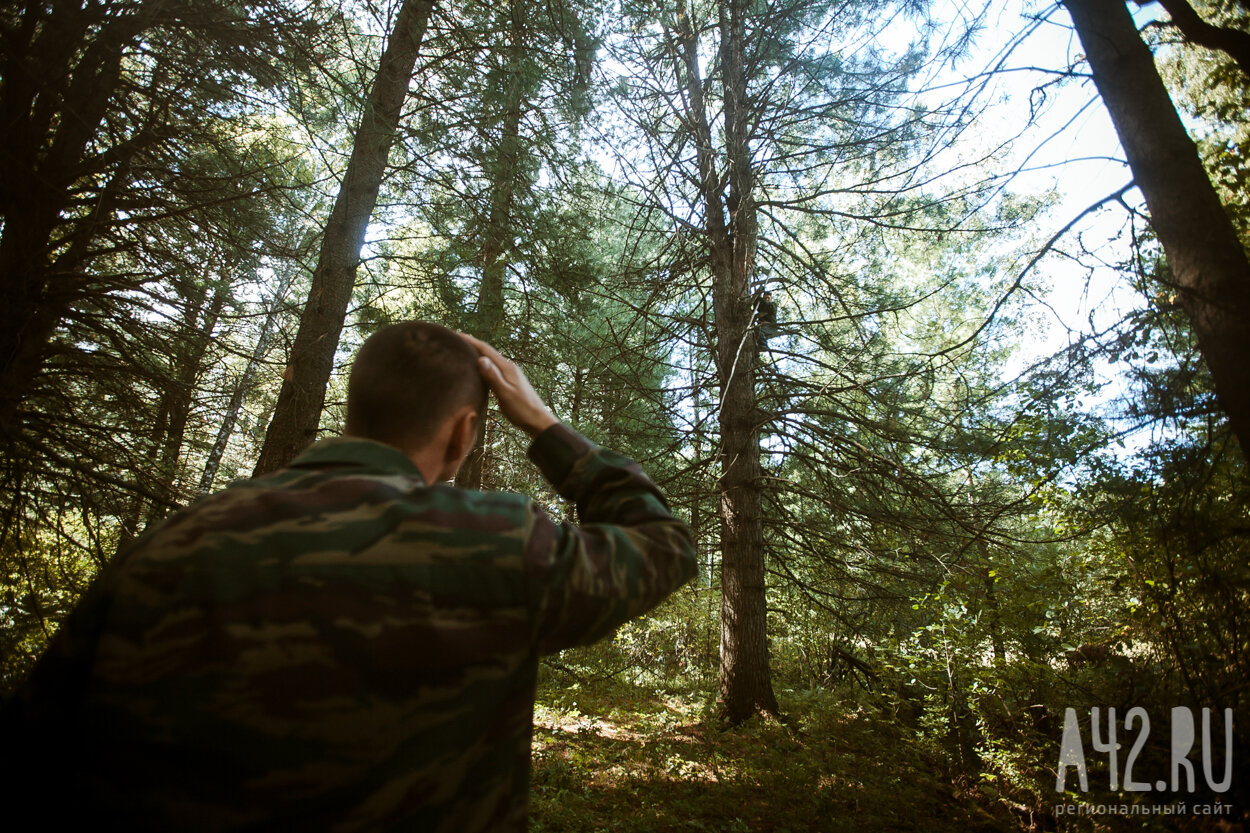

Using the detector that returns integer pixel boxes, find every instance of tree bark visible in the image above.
[118,277,226,541]
[1156,0,1250,78]
[253,0,437,474]
[1064,0,1250,454]
[455,0,527,491]
[0,4,148,436]
[197,267,295,496]
[143,283,228,526]
[676,0,778,723]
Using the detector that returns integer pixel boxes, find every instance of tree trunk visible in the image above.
[1155,0,1250,78]
[677,0,778,723]
[143,283,228,526]
[253,0,437,474]
[0,5,146,436]
[982,566,1006,663]
[455,0,527,491]
[118,277,225,540]
[197,267,296,496]
[1064,0,1250,453]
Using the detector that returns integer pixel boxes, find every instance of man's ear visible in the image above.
[445,407,479,465]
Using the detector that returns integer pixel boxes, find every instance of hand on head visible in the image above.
[460,334,558,438]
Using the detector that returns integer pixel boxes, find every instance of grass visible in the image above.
[529,681,1019,833]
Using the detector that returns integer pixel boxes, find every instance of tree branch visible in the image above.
[1156,0,1250,78]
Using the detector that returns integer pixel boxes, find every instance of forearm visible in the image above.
[528,425,669,516]
[524,424,697,652]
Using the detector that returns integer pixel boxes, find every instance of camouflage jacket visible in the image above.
[3,424,696,831]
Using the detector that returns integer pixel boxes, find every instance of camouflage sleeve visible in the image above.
[521,423,697,654]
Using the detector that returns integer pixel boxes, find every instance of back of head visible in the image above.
[346,321,487,453]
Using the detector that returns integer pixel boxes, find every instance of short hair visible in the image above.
[345,321,487,452]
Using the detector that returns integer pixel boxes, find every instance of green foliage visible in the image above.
[543,587,719,692]
[530,680,1020,832]
[1159,0,1250,235]
[2,2,1247,830]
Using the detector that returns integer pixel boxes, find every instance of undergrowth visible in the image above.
[529,681,1017,832]
[529,678,1244,832]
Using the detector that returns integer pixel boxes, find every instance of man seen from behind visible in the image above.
[2,321,697,832]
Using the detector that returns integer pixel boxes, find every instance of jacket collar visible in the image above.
[288,437,426,484]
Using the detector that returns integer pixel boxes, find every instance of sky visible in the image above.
[927,2,1139,326]
[926,0,1178,435]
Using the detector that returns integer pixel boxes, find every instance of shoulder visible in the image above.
[128,472,549,570]
[416,483,543,533]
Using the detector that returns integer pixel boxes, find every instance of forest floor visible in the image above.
[528,680,1238,833]
[529,681,1025,833]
